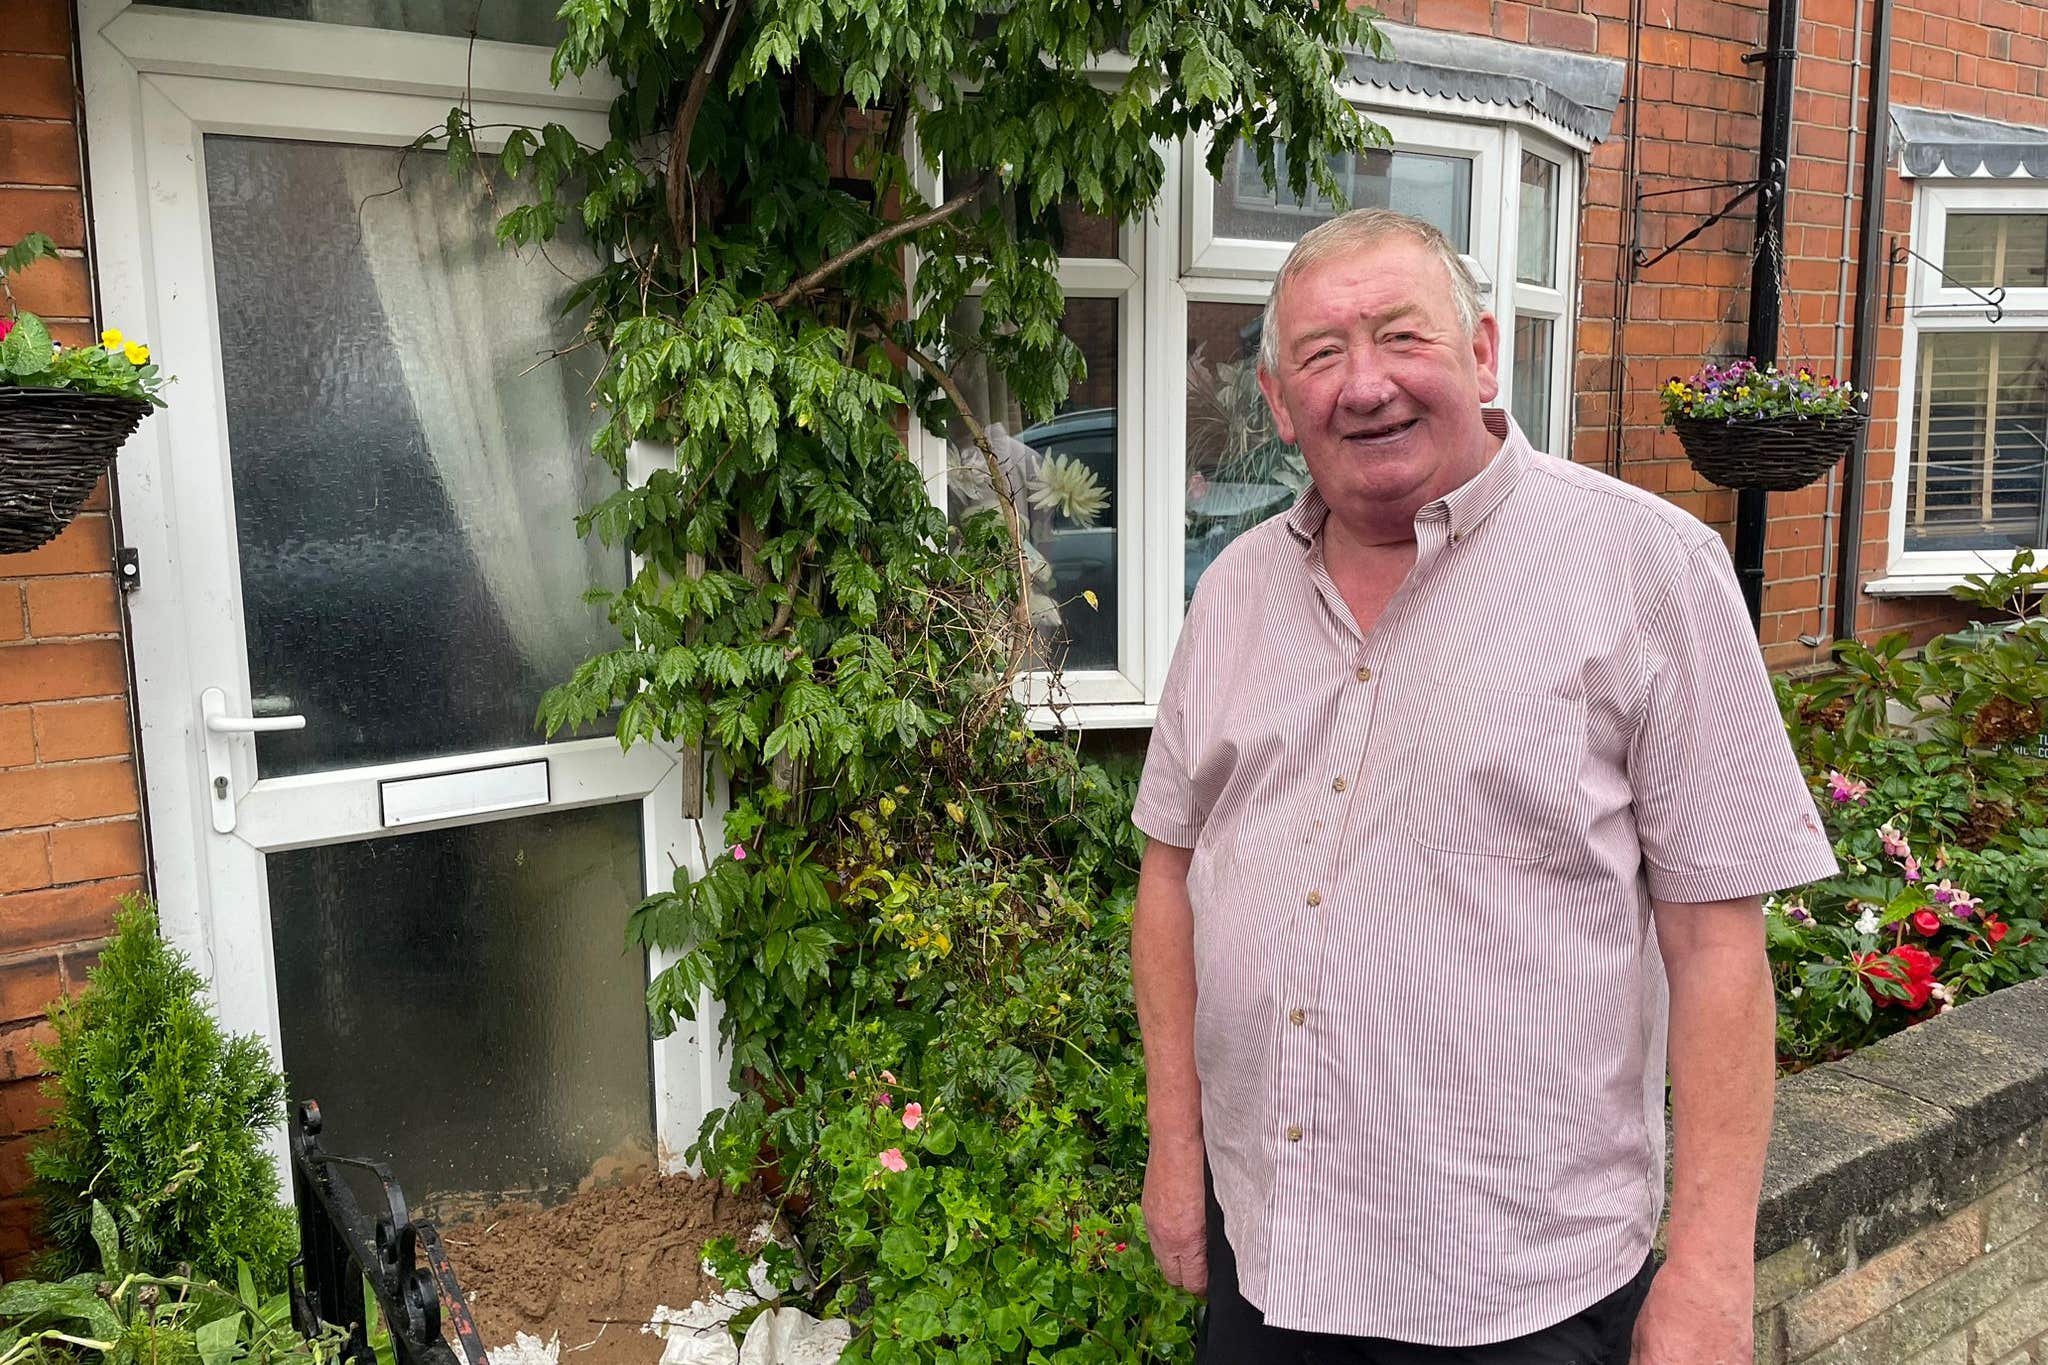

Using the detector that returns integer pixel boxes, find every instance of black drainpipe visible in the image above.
[1736,0,1799,629]
[1833,0,1894,643]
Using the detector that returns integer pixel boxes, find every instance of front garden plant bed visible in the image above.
[440,1170,775,1365]
[1770,554,2048,1071]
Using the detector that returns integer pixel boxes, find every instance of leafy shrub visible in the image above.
[0,1201,332,1365]
[29,900,295,1291]
[1772,555,2048,1067]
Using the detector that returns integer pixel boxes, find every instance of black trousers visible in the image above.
[1195,1172,1658,1365]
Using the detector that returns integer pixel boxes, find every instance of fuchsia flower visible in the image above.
[902,1102,923,1130]
[730,842,747,861]
[1949,889,1982,919]
[1880,825,1911,860]
[875,1092,893,1108]
[877,1148,907,1173]
[1903,855,1923,884]
[1827,771,1870,804]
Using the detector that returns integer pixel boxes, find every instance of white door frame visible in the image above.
[78,2,729,1173]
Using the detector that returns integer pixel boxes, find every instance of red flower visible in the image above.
[1912,909,1942,937]
[0,317,13,343]
[1858,944,1941,1010]
[1985,919,2009,945]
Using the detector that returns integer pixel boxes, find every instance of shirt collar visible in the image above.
[1285,408,1536,550]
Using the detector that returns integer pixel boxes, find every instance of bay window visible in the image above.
[1888,185,2048,585]
[915,101,1584,724]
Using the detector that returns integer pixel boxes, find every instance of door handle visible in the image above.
[200,687,306,833]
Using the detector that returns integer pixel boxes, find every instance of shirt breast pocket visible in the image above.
[1403,682,1586,861]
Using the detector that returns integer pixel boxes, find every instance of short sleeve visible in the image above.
[1132,608,1203,850]
[1629,537,1840,903]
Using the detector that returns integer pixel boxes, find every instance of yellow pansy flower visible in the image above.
[100,328,124,350]
[123,342,150,366]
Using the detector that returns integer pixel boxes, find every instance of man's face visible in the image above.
[1257,238,1502,531]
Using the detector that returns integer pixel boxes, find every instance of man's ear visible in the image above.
[1257,363,1298,447]
[1471,313,1501,405]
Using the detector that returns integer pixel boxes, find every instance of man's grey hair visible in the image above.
[1257,208,1483,374]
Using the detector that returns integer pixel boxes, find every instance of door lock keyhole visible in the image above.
[214,776,229,799]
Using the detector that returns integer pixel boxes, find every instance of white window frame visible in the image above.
[915,99,1583,725]
[1881,182,2048,590]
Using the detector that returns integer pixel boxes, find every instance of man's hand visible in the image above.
[1143,1133,1208,1296]
[1631,1254,1752,1364]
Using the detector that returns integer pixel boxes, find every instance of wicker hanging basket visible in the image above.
[0,387,151,554]
[1672,412,1865,493]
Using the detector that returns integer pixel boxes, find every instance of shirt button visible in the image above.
[1305,890,1322,907]
[1355,665,1373,682]
[1286,1124,1303,1142]
[1289,1007,1306,1026]
[1332,776,1348,793]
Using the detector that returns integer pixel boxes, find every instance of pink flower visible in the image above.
[1912,909,1941,937]
[1187,472,1208,503]
[875,1092,893,1108]
[880,1070,897,1085]
[902,1102,923,1130]
[1827,770,1870,804]
[1113,1242,1127,1252]
[1949,889,1982,919]
[1879,825,1910,860]
[1929,879,1957,904]
[0,317,13,343]
[1903,855,1922,884]
[730,842,747,861]
[877,1148,907,1173]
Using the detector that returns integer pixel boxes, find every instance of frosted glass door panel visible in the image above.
[204,136,619,776]
[162,0,564,45]
[268,803,654,1212]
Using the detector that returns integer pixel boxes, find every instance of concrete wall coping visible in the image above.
[1758,975,2048,1263]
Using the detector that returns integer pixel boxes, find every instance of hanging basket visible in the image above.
[0,387,151,554]
[1672,412,1865,493]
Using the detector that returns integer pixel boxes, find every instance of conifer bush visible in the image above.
[29,898,296,1290]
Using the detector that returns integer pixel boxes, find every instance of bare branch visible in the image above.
[668,0,751,254]
[899,339,1037,662]
[769,177,984,309]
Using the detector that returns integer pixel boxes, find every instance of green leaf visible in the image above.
[89,1201,123,1277]
[1,311,55,377]
[196,1312,243,1365]
[0,232,58,278]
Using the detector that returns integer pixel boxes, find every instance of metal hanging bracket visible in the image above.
[1630,172,1774,271]
[1886,237,2005,323]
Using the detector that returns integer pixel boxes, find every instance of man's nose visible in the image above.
[1336,349,1396,410]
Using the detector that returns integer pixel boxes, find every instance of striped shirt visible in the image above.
[1132,411,1837,1345]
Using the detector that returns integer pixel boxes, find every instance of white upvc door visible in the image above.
[80,2,728,1203]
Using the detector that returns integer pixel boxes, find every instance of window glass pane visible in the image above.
[1215,143,1472,251]
[269,803,654,1214]
[943,298,1120,671]
[1186,301,1305,601]
[161,0,562,43]
[204,136,621,777]
[968,182,1119,259]
[1517,154,1559,288]
[1905,330,2048,552]
[1511,316,1555,452]
[1943,214,2048,290]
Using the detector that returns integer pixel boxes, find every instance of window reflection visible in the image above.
[943,298,1120,672]
[1217,143,1473,251]
[1185,302,1306,601]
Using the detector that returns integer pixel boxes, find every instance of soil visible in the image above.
[440,1170,771,1365]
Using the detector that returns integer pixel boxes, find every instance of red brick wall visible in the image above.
[1386,0,2043,666]
[0,0,145,1277]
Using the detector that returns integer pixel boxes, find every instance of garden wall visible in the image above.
[1753,976,2048,1362]
[0,0,146,1279]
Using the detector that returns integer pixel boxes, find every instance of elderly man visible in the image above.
[1130,208,1836,1365]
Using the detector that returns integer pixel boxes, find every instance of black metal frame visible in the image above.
[289,1101,492,1365]
[1886,237,2008,323]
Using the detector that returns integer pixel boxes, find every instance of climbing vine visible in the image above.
[441,0,1386,1355]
